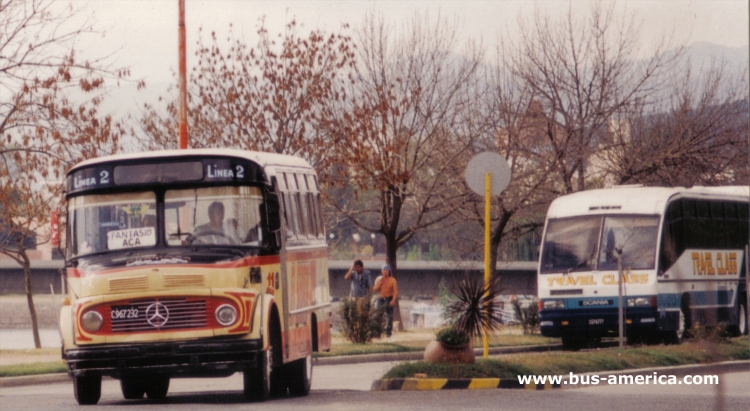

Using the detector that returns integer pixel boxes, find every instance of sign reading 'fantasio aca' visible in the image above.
[107,228,156,250]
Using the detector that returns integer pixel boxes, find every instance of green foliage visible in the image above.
[511,297,539,334]
[336,297,386,344]
[445,277,504,340]
[0,362,66,377]
[384,338,750,379]
[689,322,733,343]
[435,327,469,346]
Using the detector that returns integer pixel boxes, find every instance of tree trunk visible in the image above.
[23,254,41,349]
[489,210,513,282]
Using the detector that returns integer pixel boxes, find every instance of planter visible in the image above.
[423,339,475,364]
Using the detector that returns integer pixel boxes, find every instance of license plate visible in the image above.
[589,318,604,325]
[111,306,140,320]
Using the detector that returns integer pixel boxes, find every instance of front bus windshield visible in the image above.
[68,192,157,258]
[540,215,660,274]
[165,186,264,247]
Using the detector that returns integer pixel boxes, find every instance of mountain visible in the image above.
[682,42,748,72]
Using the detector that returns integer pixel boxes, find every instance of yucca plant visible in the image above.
[441,276,504,345]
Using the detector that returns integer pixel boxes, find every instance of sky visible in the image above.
[68,0,749,111]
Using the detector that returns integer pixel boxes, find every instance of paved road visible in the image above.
[1,360,748,411]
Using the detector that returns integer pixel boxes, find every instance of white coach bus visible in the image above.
[537,186,748,349]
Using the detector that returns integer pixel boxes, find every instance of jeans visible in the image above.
[377,297,394,337]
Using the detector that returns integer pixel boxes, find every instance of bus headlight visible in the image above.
[215,304,238,326]
[627,298,651,307]
[81,310,103,332]
[543,300,565,309]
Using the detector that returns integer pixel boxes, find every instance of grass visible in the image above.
[313,328,558,358]
[0,362,67,377]
[382,337,750,379]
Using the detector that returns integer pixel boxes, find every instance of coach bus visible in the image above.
[59,149,330,405]
[537,186,748,350]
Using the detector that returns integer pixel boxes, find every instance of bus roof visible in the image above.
[68,148,314,175]
[546,186,750,219]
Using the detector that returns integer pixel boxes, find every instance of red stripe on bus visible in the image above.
[67,255,281,278]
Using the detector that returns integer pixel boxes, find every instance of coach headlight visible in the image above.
[627,298,651,307]
[542,300,565,309]
[215,304,238,326]
[81,310,103,332]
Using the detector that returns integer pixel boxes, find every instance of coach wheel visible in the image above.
[739,302,748,336]
[675,305,687,344]
[561,335,581,351]
[287,354,313,397]
[144,375,170,400]
[244,348,272,401]
[74,374,102,405]
[120,377,146,400]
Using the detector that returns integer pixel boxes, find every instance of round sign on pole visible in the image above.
[465,152,511,197]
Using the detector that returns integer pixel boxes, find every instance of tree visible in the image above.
[326,12,484,274]
[139,19,354,174]
[506,2,681,194]
[598,60,749,187]
[0,0,127,348]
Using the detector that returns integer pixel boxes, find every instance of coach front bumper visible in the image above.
[64,337,262,378]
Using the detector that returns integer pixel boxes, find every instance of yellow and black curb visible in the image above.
[371,378,561,391]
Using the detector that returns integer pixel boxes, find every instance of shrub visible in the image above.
[511,297,539,334]
[444,277,504,341]
[689,322,733,344]
[435,327,469,346]
[337,297,385,344]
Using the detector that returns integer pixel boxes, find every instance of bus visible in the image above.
[537,186,748,350]
[59,149,331,405]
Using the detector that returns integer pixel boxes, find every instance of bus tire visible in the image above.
[678,295,690,342]
[561,335,581,351]
[120,377,146,400]
[244,348,271,402]
[74,374,102,405]
[144,375,170,400]
[739,302,748,336]
[287,354,313,397]
[665,305,688,345]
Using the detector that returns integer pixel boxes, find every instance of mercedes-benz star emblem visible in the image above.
[145,302,169,328]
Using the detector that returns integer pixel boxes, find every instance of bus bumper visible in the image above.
[539,307,659,338]
[64,338,262,378]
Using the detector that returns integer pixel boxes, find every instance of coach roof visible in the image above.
[546,186,749,219]
[68,149,313,176]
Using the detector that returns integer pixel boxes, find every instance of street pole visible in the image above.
[483,172,491,358]
[617,250,625,349]
[178,0,189,149]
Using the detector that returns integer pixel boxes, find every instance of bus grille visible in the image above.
[110,298,206,332]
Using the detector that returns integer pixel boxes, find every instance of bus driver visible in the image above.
[194,201,234,245]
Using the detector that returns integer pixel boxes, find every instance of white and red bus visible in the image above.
[59,149,330,404]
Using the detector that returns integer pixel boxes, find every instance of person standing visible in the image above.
[344,259,373,298]
[373,264,398,337]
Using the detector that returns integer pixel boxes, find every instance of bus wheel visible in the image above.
[74,374,102,405]
[673,306,687,344]
[120,377,146,400]
[739,302,748,336]
[244,348,271,402]
[561,335,581,351]
[287,354,313,396]
[144,375,170,400]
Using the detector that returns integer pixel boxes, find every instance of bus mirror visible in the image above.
[266,192,281,233]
